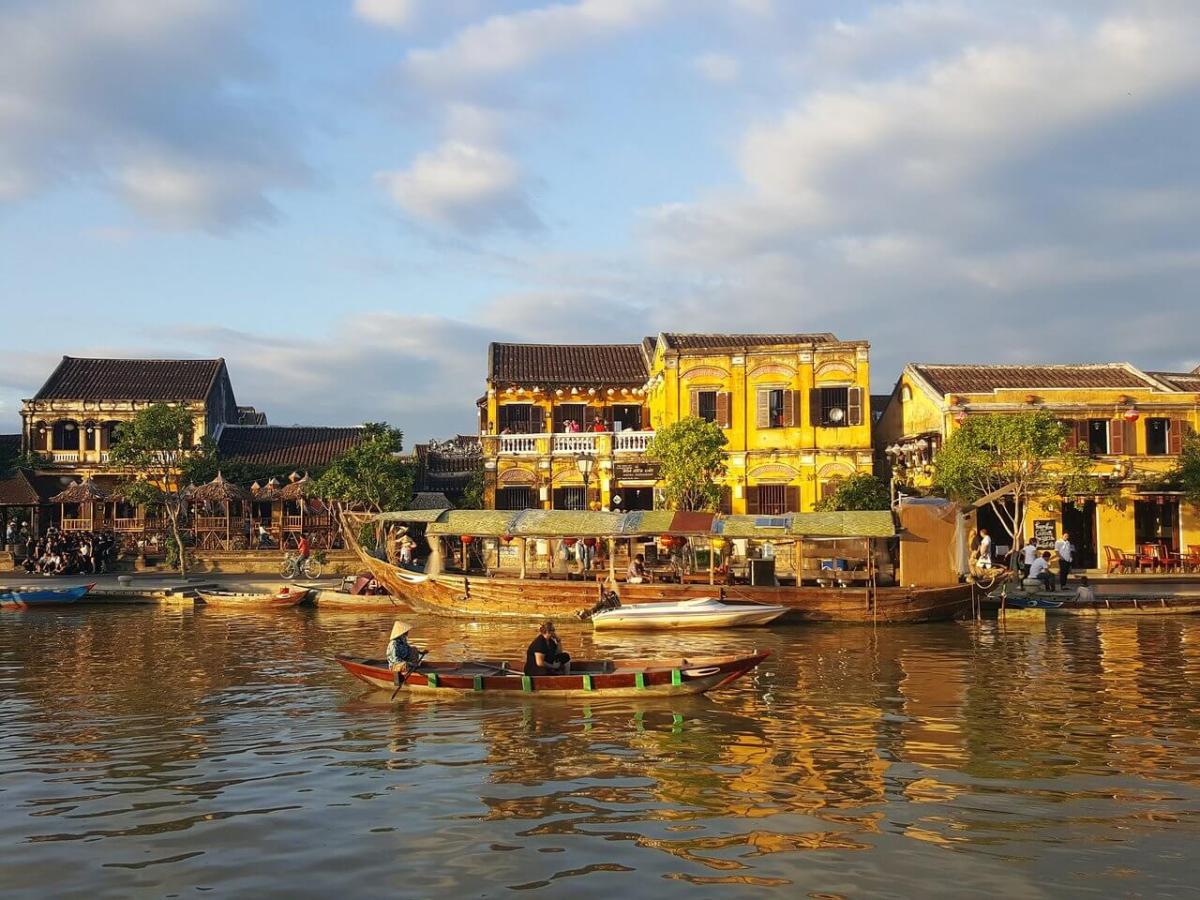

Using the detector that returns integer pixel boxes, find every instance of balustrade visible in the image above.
[499,433,543,455]
[52,451,79,463]
[552,433,598,455]
[613,431,652,453]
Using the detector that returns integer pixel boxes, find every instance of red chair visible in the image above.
[1103,546,1124,574]
[1135,544,1158,573]
[1185,545,1200,573]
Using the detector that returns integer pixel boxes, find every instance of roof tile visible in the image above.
[490,343,648,385]
[661,333,839,351]
[913,364,1165,395]
[216,426,365,467]
[33,357,225,402]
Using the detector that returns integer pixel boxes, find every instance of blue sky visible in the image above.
[2,0,1198,442]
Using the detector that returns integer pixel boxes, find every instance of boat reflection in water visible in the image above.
[2,610,1200,896]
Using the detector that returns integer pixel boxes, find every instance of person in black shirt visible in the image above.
[524,620,571,676]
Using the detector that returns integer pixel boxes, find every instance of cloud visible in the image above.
[376,139,539,232]
[692,52,740,84]
[353,0,419,30]
[0,0,307,230]
[404,0,673,91]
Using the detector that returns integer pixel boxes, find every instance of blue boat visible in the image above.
[0,582,95,608]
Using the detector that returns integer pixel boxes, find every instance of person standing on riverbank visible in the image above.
[1056,532,1075,588]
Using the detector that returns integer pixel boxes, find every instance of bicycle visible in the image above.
[280,552,323,580]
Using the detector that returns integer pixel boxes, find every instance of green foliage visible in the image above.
[645,417,728,511]
[313,423,413,513]
[164,539,190,571]
[932,410,1070,542]
[0,447,43,476]
[814,473,891,512]
[1176,431,1200,504]
[457,469,486,510]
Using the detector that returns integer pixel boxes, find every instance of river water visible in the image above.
[2,607,1199,898]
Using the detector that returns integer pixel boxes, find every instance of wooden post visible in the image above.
[608,538,616,583]
[709,537,714,585]
[519,538,527,579]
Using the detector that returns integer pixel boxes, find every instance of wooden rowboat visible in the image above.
[1044,595,1200,616]
[335,650,770,698]
[0,582,95,609]
[590,597,787,630]
[195,586,311,608]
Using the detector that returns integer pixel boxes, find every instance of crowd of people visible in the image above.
[16,526,117,576]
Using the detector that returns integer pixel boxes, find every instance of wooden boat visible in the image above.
[352,553,971,624]
[0,582,95,608]
[194,585,311,608]
[304,574,406,610]
[1044,595,1200,616]
[590,597,787,630]
[334,650,770,698]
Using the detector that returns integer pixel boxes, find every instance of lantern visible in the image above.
[583,537,596,547]
[556,389,564,397]
[659,534,674,548]
[607,388,614,396]
[587,388,596,396]
[460,535,474,544]
[563,537,578,547]
[954,410,968,424]
[501,534,514,544]
[571,387,579,396]
[1123,408,1140,422]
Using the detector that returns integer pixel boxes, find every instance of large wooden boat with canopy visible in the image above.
[344,504,973,624]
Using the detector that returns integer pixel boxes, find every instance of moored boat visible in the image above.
[334,650,770,698]
[590,597,787,630]
[1044,595,1200,616]
[304,574,407,610]
[195,586,311,608]
[0,582,95,609]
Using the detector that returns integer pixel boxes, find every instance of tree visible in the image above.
[814,473,891,512]
[645,417,728,511]
[313,423,413,515]
[457,469,486,510]
[931,410,1069,547]
[107,403,215,577]
[1176,431,1200,504]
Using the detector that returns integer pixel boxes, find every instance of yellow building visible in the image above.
[481,333,874,514]
[876,363,1200,570]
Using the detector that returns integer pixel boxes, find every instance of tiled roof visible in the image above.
[489,343,649,385]
[0,469,40,506]
[912,364,1165,396]
[660,333,839,351]
[1148,371,1200,392]
[33,357,225,402]
[216,426,365,467]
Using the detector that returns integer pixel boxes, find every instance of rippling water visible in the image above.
[2,607,1199,897]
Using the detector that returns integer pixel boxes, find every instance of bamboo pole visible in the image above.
[709,537,714,585]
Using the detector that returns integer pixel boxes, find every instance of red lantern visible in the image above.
[501,534,514,544]
[659,534,673,547]
[563,537,578,547]
[954,410,968,424]
[1123,408,1140,422]
[460,535,474,544]
[583,537,596,548]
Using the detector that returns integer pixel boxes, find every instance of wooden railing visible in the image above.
[114,518,143,532]
[61,518,89,531]
[194,516,247,530]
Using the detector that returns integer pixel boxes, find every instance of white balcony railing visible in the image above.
[613,431,652,453]
[99,451,112,463]
[500,433,544,455]
[552,433,598,455]
[52,451,80,463]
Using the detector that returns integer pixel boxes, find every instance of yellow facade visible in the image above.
[876,363,1200,568]
[482,334,874,514]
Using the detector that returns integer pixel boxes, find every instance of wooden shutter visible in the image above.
[716,392,731,429]
[785,486,800,513]
[848,387,863,426]
[756,390,770,429]
[1110,418,1124,455]
[1073,420,1088,451]
[746,486,760,515]
[531,406,545,433]
[809,389,822,428]
[1124,419,1137,455]
[781,390,796,427]
[641,406,651,430]
[689,390,699,417]
[718,486,733,515]
[583,406,597,429]
[1169,418,1183,454]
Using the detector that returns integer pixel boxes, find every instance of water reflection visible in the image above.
[1,610,1199,896]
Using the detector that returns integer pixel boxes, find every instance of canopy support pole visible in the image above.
[709,538,714,585]
[519,538,527,579]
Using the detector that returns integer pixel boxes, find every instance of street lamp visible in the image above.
[575,452,595,511]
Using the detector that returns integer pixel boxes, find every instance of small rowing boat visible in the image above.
[335,650,770,698]
[304,574,405,610]
[0,582,95,609]
[195,586,311,608]
[590,597,787,631]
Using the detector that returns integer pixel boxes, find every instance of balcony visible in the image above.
[613,431,652,453]
[51,451,80,463]
[552,433,599,455]
[500,433,544,455]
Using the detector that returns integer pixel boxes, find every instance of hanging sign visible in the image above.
[1033,519,1057,550]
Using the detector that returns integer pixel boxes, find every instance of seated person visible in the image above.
[1028,551,1055,592]
[256,524,274,548]
[626,553,647,584]
[524,620,571,676]
[385,620,422,673]
[1072,576,1096,604]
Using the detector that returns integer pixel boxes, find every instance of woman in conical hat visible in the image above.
[386,620,420,672]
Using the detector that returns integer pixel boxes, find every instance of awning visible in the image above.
[426,510,520,536]
[619,510,716,535]
[375,508,452,523]
[508,509,626,537]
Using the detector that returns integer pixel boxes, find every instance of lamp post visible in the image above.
[575,452,595,511]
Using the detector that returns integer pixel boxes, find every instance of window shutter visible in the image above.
[848,387,863,426]
[1124,419,1137,455]
[782,390,796,427]
[689,390,699,418]
[746,486,760,515]
[1109,419,1124,455]
[809,389,821,428]
[1169,419,1183,455]
[716,392,731,429]
[641,406,651,430]
[756,390,770,429]
[785,486,800,513]
[719,486,733,515]
[1074,420,1088,451]
[531,406,545,434]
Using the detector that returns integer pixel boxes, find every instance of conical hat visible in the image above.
[389,620,413,640]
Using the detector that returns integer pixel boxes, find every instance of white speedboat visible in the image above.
[590,597,787,631]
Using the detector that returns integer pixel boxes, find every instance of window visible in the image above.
[553,487,586,510]
[758,485,789,515]
[696,391,717,423]
[496,487,534,510]
[1088,419,1109,455]
[812,386,861,428]
[499,403,540,434]
[767,389,786,428]
[610,403,642,431]
[553,403,587,433]
[1146,418,1170,456]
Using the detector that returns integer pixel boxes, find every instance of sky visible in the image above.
[1,0,1198,443]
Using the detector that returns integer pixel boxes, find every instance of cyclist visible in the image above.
[297,533,311,568]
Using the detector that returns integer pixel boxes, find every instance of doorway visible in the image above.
[1061,499,1097,569]
[1135,497,1180,553]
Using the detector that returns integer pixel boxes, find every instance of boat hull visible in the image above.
[307,590,408,610]
[195,588,310,608]
[335,651,769,698]
[0,582,95,608]
[591,600,787,630]
[1045,597,1200,616]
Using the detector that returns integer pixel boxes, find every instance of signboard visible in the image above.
[1033,519,1057,550]
[614,462,660,482]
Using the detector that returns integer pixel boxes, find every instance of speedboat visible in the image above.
[590,596,787,631]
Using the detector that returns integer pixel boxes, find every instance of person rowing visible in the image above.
[524,620,571,676]
[386,620,424,674]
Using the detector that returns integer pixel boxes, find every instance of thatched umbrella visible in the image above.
[190,472,252,549]
[50,477,109,530]
[277,473,314,502]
